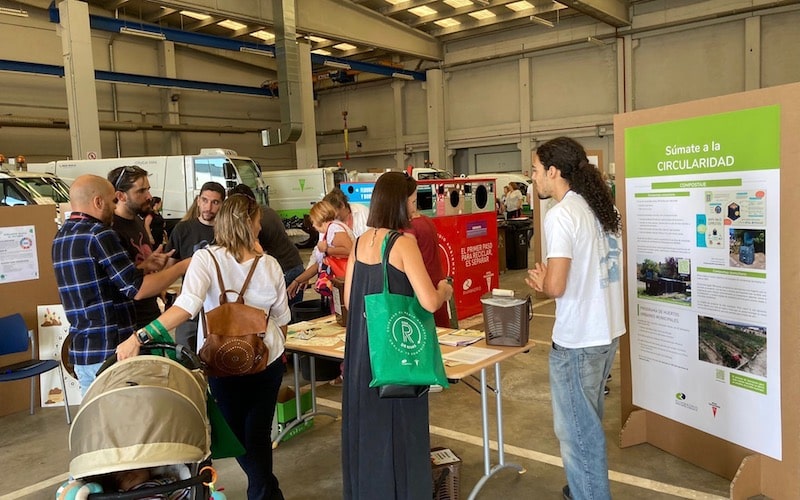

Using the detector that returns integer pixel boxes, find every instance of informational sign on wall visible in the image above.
[625,105,781,459]
[0,225,39,284]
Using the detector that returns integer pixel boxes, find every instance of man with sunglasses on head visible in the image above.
[52,175,190,393]
[107,166,171,328]
[165,181,226,350]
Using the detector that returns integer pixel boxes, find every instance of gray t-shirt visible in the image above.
[259,206,303,272]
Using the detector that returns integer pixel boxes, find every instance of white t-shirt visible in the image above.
[174,246,291,365]
[505,189,524,212]
[350,203,370,237]
[544,191,625,348]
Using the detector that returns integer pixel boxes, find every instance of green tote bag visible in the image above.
[365,231,449,391]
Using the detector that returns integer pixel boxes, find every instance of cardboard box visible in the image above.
[275,385,312,423]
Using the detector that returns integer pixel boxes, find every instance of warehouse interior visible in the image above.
[2,0,800,499]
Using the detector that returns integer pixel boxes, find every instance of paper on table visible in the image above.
[438,329,485,347]
[442,346,502,365]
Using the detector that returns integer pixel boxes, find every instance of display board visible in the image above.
[615,82,800,498]
[0,205,63,417]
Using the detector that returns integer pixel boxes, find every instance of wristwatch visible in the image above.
[135,328,152,345]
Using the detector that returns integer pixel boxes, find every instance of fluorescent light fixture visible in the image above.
[529,15,554,27]
[444,0,473,7]
[0,7,28,17]
[324,60,351,70]
[392,72,414,81]
[333,43,357,51]
[587,36,608,46]
[507,1,534,11]
[251,30,275,42]
[119,27,167,40]
[435,18,461,28]
[469,9,495,20]
[179,10,210,21]
[409,6,437,17]
[312,49,331,56]
[218,19,247,31]
[308,35,328,43]
[240,46,274,57]
[474,0,490,5]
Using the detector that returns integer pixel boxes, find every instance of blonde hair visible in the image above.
[213,194,260,261]
[309,200,337,226]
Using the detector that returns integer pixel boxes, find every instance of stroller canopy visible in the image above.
[69,355,210,479]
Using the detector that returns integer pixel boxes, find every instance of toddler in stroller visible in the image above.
[56,344,222,500]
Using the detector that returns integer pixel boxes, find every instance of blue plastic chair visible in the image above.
[0,313,71,424]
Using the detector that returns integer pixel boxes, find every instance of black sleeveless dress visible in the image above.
[341,235,431,499]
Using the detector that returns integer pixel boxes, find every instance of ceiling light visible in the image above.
[474,0,490,5]
[217,19,247,31]
[119,27,167,40]
[240,47,274,57]
[408,6,437,17]
[435,18,461,28]
[251,30,275,42]
[392,72,415,81]
[529,15,554,27]
[443,0,473,7]
[312,49,331,56]
[0,6,28,17]
[333,43,357,51]
[469,9,496,20]
[179,10,210,21]
[308,35,329,43]
[324,60,351,70]
[507,1,534,12]
[587,36,608,46]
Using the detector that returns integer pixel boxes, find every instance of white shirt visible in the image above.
[544,191,625,348]
[174,246,291,365]
[350,203,370,237]
[505,189,524,212]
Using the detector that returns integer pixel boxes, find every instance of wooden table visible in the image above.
[280,315,533,500]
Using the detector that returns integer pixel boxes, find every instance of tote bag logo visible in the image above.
[388,311,427,357]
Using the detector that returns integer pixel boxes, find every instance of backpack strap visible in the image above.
[238,255,262,298]
[206,249,261,305]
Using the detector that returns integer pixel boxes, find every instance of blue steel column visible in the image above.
[58,0,102,160]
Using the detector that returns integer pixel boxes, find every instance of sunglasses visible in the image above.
[113,166,144,191]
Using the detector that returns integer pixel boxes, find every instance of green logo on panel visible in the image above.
[299,179,306,191]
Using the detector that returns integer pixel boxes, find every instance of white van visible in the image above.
[0,168,72,224]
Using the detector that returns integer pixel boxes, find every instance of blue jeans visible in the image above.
[550,337,619,500]
[75,362,104,396]
[284,264,305,307]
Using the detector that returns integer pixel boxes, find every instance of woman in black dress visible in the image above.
[341,172,453,499]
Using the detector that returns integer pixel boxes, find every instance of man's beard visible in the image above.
[200,211,216,223]
[129,198,151,216]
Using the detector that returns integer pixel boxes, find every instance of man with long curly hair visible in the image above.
[526,137,625,500]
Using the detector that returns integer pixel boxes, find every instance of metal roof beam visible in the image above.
[154,0,442,60]
[557,0,630,27]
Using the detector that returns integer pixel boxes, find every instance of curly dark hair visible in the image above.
[536,137,620,234]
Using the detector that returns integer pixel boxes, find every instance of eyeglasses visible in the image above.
[113,166,144,191]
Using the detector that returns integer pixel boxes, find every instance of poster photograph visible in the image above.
[624,104,782,459]
[37,305,82,408]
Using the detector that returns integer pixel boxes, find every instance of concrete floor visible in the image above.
[0,248,732,500]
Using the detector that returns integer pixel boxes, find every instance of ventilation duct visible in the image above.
[261,0,302,146]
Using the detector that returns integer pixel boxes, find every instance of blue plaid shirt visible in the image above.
[52,213,144,365]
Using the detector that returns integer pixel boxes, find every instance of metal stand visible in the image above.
[272,352,339,448]
[467,362,526,500]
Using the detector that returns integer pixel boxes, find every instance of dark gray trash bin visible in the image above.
[290,299,341,381]
[505,218,533,270]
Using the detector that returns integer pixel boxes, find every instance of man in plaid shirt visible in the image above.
[52,175,190,393]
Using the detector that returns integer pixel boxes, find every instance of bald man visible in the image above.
[52,175,190,393]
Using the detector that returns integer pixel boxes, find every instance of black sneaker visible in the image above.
[604,385,610,396]
[562,484,572,500]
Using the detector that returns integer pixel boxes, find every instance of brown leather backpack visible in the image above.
[199,250,270,377]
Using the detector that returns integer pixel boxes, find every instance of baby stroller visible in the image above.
[57,343,215,499]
